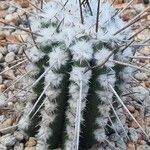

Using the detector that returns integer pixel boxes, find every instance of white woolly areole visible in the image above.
[36,125,51,142]
[70,67,91,85]
[45,70,63,87]
[71,41,93,61]
[26,46,44,62]
[49,47,69,70]
[98,71,116,88]
[94,128,106,142]
[95,47,114,67]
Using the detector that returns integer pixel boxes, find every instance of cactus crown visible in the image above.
[16,0,138,149]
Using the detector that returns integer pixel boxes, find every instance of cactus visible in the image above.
[1,0,148,150]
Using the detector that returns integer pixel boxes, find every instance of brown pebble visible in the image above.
[25,137,37,147]
[126,142,136,150]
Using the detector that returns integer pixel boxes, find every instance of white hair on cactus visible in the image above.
[94,128,106,142]
[45,87,60,99]
[25,64,39,77]
[36,125,52,142]
[26,46,44,62]
[45,70,63,87]
[48,47,69,70]
[70,67,91,85]
[18,102,32,130]
[94,47,114,67]
[71,41,93,61]
[98,71,116,88]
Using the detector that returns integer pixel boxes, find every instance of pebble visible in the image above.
[0,46,7,55]
[25,137,37,147]
[0,53,3,62]
[21,1,29,8]
[7,6,16,14]
[128,128,138,143]
[0,144,7,150]
[3,118,13,126]
[0,134,16,146]
[5,52,15,63]
[134,72,148,81]
[127,105,135,113]
[14,143,24,150]
[14,131,24,141]
[0,84,5,92]
[126,142,136,150]
[7,44,20,54]
[0,2,9,10]
[137,145,150,150]
[24,147,36,150]
[5,13,19,25]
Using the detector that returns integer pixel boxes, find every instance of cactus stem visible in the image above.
[109,84,148,138]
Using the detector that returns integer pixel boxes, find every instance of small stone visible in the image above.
[0,75,3,84]
[145,116,150,126]
[145,79,150,88]
[0,144,7,150]
[7,6,16,14]
[5,13,19,25]
[3,118,13,126]
[21,1,29,8]
[0,94,6,106]
[0,2,9,10]
[127,105,135,113]
[7,44,20,54]
[5,52,15,62]
[0,84,5,92]
[25,137,37,147]
[0,134,16,147]
[134,72,148,81]
[127,143,136,150]
[0,53,3,62]
[14,143,24,150]
[0,31,5,40]
[142,47,150,56]
[0,46,7,55]
[128,128,138,143]
[24,147,36,150]
[14,131,24,141]
[137,140,146,145]
[137,144,150,150]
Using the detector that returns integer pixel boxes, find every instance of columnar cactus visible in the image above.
[14,0,146,149]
